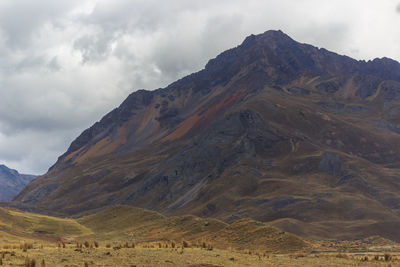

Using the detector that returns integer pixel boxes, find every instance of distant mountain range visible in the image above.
[0,164,35,201]
[13,30,400,241]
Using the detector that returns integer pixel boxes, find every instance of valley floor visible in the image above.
[1,205,400,266]
[1,244,400,266]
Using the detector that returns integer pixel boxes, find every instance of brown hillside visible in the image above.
[0,205,310,254]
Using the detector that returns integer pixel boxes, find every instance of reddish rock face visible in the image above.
[13,30,400,241]
[0,164,35,201]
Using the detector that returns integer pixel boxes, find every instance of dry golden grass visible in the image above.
[1,206,400,266]
[0,245,399,266]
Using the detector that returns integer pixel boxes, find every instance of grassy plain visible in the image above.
[1,206,400,266]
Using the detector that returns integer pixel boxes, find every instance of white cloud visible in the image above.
[0,0,400,174]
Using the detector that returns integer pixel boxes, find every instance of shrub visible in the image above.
[385,253,392,261]
[182,241,189,248]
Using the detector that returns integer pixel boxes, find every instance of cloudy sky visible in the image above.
[1,0,400,175]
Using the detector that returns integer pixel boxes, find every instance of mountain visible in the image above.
[13,30,400,241]
[0,164,36,201]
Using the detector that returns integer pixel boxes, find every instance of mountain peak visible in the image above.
[240,30,297,51]
[243,29,292,41]
[257,29,295,42]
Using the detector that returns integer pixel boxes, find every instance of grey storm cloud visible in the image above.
[0,0,81,49]
[74,33,114,63]
[397,3,400,13]
[1,0,400,174]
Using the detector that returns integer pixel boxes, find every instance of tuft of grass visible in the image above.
[20,241,33,251]
[336,253,348,259]
[25,256,36,267]
[295,253,306,259]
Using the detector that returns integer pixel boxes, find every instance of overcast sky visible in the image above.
[1,0,400,175]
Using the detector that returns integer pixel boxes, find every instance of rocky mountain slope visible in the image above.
[13,30,400,241]
[0,164,35,201]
